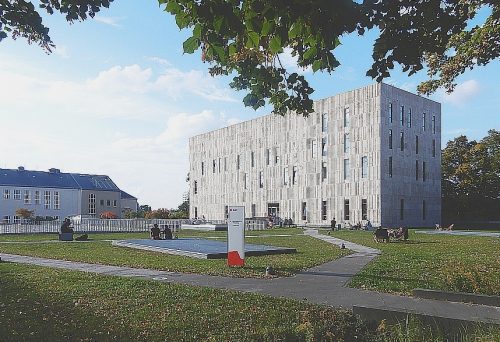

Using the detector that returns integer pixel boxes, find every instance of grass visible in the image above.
[1,263,497,342]
[0,262,379,342]
[0,228,349,278]
[326,230,500,296]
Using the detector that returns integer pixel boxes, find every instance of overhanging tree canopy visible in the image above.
[1,0,498,115]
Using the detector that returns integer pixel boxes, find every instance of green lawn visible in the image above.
[327,230,500,296]
[1,263,497,342]
[0,229,348,278]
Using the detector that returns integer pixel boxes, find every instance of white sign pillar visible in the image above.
[227,206,245,267]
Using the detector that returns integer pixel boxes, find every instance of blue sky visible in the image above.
[1,1,498,209]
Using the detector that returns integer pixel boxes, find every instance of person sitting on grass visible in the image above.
[163,226,173,240]
[150,224,161,240]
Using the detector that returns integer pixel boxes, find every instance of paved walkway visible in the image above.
[1,231,499,325]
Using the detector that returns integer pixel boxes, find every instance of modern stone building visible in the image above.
[189,83,441,227]
[0,167,139,222]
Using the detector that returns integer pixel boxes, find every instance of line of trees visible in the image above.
[442,129,500,222]
[124,193,189,219]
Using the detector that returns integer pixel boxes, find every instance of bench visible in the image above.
[59,232,74,241]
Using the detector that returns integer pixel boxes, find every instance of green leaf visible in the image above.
[246,31,260,48]
[261,20,273,36]
[165,1,181,14]
[192,24,202,39]
[214,16,224,32]
[303,46,317,60]
[183,36,200,54]
[288,22,302,39]
[269,36,282,54]
[228,43,237,56]
[312,60,322,72]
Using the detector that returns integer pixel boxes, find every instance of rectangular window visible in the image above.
[251,204,256,218]
[343,158,350,180]
[89,193,96,215]
[266,149,270,166]
[322,112,328,132]
[3,216,10,224]
[34,191,40,204]
[422,113,426,131]
[100,199,104,206]
[201,162,204,175]
[416,135,419,154]
[344,107,350,128]
[423,161,426,181]
[361,156,368,178]
[422,200,426,220]
[400,199,404,220]
[322,137,327,156]
[106,200,111,207]
[283,167,289,185]
[292,166,298,185]
[321,200,327,221]
[194,181,198,194]
[389,129,393,149]
[244,173,248,190]
[259,171,264,188]
[362,199,367,220]
[400,105,404,126]
[14,189,21,200]
[3,189,10,199]
[407,108,412,128]
[275,147,280,164]
[344,133,350,154]
[432,115,436,134]
[54,191,60,209]
[432,139,436,157]
[311,140,317,158]
[388,102,393,124]
[301,202,307,221]
[400,132,404,151]
[237,155,240,170]
[13,215,20,224]
[224,157,227,171]
[416,160,419,180]
[389,157,393,178]
[344,199,350,221]
[322,162,327,182]
[225,205,229,219]
[113,200,117,207]
[213,159,216,173]
[194,207,198,218]
[44,191,51,209]
[251,152,255,167]
[24,190,31,204]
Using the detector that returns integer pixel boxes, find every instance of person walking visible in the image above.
[330,218,336,231]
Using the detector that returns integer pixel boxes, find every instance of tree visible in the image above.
[442,130,500,221]
[100,211,118,219]
[2,1,498,115]
[15,208,34,220]
[145,208,170,219]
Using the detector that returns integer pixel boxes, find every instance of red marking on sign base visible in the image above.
[227,251,244,267]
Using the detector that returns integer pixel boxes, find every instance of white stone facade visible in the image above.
[189,83,441,227]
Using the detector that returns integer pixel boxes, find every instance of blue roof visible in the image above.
[0,168,120,191]
[120,190,137,199]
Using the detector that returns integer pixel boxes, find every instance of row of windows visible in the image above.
[2,215,60,224]
[3,189,60,209]
[388,158,427,180]
[387,103,437,133]
[388,131,437,156]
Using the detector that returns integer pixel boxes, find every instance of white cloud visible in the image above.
[54,45,69,59]
[438,80,480,106]
[279,48,312,74]
[146,56,172,67]
[93,16,124,27]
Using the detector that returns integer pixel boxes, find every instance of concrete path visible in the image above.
[1,231,499,326]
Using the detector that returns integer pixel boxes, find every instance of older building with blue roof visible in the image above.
[0,167,138,222]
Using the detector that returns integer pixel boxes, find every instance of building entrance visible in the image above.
[267,203,280,218]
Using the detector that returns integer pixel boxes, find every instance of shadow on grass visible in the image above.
[0,264,129,341]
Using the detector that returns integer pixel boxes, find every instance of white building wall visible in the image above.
[189,83,441,227]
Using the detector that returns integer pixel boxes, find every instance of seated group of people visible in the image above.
[435,223,454,231]
[150,224,173,240]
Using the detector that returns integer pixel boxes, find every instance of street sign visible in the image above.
[227,206,245,267]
